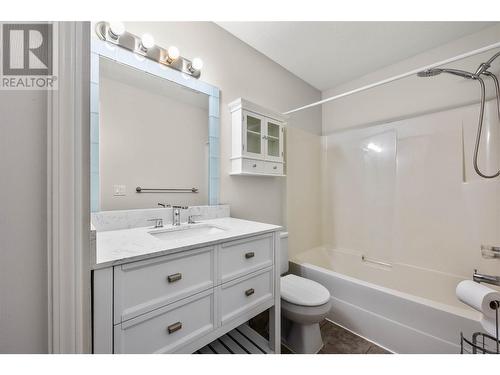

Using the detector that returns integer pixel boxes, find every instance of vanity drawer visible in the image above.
[242,158,265,173]
[219,267,274,325]
[114,289,215,354]
[264,161,283,175]
[219,234,273,283]
[114,247,215,324]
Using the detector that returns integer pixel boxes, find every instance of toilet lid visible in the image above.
[281,274,330,306]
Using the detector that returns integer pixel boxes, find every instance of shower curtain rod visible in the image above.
[283,41,500,115]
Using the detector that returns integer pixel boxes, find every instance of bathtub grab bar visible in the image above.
[361,255,392,268]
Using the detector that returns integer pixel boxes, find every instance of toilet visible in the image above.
[279,232,332,354]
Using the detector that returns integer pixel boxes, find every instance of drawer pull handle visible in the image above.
[245,252,255,259]
[167,322,182,334]
[245,288,255,297]
[167,273,182,283]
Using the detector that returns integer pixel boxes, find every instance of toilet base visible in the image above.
[284,321,324,354]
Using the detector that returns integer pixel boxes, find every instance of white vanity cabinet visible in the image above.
[229,98,286,176]
[92,230,281,354]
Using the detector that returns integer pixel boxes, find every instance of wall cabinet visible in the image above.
[229,98,286,176]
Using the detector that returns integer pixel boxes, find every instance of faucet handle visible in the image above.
[148,218,163,228]
[158,203,171,208]
[188,214,202,224]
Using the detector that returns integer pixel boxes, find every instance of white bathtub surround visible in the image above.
[94,216,279,268]
[91,205,230,232]
[318,100,500,351]
[290,253,483,354]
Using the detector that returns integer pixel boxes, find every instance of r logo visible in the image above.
[2,23,53,76]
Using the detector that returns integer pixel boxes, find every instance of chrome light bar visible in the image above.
[95,21,202,78]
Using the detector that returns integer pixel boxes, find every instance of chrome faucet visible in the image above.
[473,269,500,287]
[171,205,188,226]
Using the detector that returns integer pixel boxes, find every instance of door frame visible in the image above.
[47,21,91,353]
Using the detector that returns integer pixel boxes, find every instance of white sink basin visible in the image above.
[149,224,226,241]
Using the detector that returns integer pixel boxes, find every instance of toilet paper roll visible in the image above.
[456,280,500,319]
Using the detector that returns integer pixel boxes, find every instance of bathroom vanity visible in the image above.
[92,214,282,354]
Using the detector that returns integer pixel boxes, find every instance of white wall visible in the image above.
[99,70,209,210]
[322,24,500,134]
[0,90,48,353]
[119,23,323,248]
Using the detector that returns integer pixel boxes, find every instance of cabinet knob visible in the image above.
[167,322,182,334]
[245,252,255,259]
[245,288,255,297]
[167,273,182,283]
[252,164,257,168]
[273,166,277,170]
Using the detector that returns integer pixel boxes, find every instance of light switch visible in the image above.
[113,185,126,196]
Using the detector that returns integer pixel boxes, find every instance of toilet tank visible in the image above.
[280,231,289,274]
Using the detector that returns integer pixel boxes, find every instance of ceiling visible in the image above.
[216,22,497,91]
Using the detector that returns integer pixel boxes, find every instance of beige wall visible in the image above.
[322,24,500,134]
[119,22,323,248]
[99,71,209,210]
[285,125,323,258]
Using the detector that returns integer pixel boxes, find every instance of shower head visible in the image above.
[417,68,476,80]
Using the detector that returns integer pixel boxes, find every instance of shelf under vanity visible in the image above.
[196,324,273,354]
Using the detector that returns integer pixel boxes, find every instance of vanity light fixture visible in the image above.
[95,21,203,78]
[139,33,155,52]
[108,22,125,40]
[189,57,204,73]
[166,46,180,63]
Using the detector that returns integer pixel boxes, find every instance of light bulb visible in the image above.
[140,33,155,49]
[108,22,125,38]
[167,46,180,61]
[191,57,203,71]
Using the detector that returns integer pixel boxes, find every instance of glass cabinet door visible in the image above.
[266,121,281,158]
[245,113,262,155]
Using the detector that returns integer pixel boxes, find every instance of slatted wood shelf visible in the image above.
[196,324,273,354]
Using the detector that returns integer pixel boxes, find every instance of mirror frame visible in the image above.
[90,39,220,211]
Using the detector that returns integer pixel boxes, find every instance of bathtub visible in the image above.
[290,247,483,353]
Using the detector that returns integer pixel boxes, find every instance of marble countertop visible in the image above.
[93,217,282,269]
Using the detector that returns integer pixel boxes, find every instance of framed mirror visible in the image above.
[90,39,220,212]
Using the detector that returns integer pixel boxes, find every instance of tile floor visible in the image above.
[317,320,390,354]
[249,313,390,354]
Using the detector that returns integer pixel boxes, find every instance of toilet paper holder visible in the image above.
[460,300,499,354]
[473,269,500,287]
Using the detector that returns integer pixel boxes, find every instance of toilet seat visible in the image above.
[281,274,330,306]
